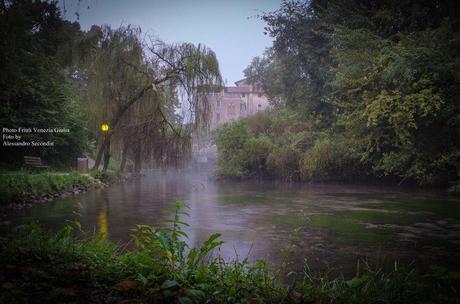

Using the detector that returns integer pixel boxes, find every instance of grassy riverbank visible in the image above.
[0,170,123,207]
[0,171,93,206]
[1,203,458,304]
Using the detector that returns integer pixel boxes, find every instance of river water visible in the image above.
[4,169,460,274]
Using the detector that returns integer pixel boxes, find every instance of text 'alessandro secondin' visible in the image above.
[2,127,70,147]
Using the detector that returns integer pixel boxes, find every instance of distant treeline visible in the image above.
[217,0,460,189]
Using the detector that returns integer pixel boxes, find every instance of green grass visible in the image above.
[89,169,122,184]
[0,169,125,206]
[0,171,93,205]
[0,202,458,303]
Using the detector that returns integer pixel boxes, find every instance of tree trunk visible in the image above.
[93,137,104,170]
[134,142,142,173]
[102,135,111,172]
[120,142,129,172]
[94,133,111,170]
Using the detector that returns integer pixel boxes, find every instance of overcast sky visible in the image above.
[60,0,282,85]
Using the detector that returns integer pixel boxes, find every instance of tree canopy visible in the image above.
[238,0,460,186]
[0,0,87,167]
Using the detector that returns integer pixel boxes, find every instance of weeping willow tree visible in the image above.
[83,25,222,171]
[113,78,189,172]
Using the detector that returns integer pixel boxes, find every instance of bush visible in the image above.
[267,146,302,180]
[216,110,370,182]
[299,135,363,181]
[238,136,273,177]
[216,121,250,177]
[246,111,273,136]
[216,110,311,180]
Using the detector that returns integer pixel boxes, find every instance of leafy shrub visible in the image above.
[300,135,363,181]
[267,146,302,180]
[238,136,273,177]
[216,110,312,180]
[246,111,273,136]
[216,121,250,177]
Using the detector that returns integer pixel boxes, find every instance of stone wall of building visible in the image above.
[209,79,271,129]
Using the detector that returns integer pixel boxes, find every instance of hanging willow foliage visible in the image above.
[82,25,222,171]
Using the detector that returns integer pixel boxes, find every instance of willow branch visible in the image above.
[157,105,183,139]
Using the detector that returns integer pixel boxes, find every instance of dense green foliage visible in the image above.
[238,0,460,187]
[0,0,87,167]
[1,202,458,303]
[0,171,93,205]
[217,110,365,181]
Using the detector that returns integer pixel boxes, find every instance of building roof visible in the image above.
[234,78,263,93]
[223,78,263,94]
[224,86,251,93]
[235,79,248,86]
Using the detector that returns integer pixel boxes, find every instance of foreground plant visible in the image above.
[0,201,458,303]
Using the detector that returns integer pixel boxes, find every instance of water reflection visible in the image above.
[97,205,108,238]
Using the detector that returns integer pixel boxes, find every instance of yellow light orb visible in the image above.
[101,123,109,132]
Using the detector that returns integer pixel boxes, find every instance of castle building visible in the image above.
[208,79,271,129]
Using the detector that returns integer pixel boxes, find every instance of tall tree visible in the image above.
[0,0,87,167]
[83,26,222,171]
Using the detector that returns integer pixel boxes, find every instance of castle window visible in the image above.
[242,93,245,98]
[228,104,236,115]
[258,93,262,98]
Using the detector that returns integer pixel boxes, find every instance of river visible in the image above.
[3,169,460,274]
